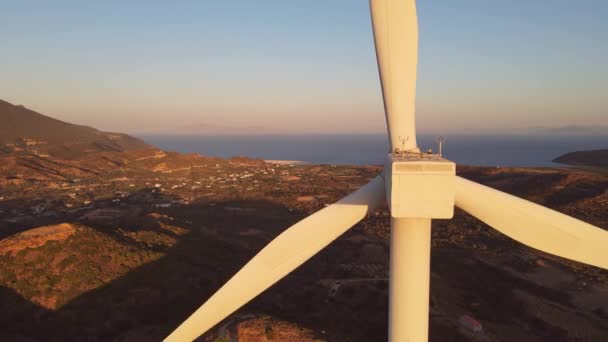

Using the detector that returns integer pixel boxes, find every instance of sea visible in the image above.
[137,135,607,167]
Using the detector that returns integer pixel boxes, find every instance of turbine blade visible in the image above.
[455,176,608,269]
[370,0,419,151]
[164,176,386,342]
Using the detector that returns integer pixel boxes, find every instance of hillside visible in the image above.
[0,99,150,158]
[0,99,256,183]
[0,161,607,341]
[553,149,608,168]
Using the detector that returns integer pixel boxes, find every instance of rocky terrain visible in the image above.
[0,102,607,341]
[1,159,607,341]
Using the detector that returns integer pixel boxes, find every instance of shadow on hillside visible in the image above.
[3,178,608,341]
[0,286,49,340]
[0,191,392,341]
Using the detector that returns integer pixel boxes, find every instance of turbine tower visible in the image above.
[165,1,608,341]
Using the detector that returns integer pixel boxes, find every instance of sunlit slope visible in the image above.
[0,99,150,157]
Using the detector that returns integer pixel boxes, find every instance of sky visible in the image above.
[1,0,607,136]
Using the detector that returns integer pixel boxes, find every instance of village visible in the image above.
[0,160,380,237]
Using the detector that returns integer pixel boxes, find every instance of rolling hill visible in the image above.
[0,99,150,158]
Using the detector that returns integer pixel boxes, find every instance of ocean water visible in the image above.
[138,135,607,167]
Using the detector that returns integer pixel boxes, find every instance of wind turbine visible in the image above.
[165,0,608,341]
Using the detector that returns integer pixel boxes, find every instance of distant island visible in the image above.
[553,149,608,168]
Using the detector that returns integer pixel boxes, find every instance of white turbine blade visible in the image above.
[164,176,386,342]
[370,0,419,151]
[455,176,608,269]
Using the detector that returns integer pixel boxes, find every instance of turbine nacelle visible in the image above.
[384,153,455,219]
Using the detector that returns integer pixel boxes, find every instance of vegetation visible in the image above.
[0,224,168,310]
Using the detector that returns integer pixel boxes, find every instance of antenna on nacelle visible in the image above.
[436,136,445,157]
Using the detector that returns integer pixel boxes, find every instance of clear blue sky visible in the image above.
[1,0,606,135]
